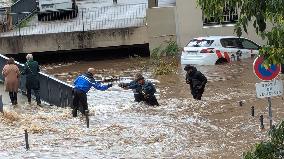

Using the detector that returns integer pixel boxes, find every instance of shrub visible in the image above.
[151,40,180,75]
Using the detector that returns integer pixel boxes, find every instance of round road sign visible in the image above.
[253,56,281,81]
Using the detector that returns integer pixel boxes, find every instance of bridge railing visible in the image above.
[0,54,73,107]
[0,3,147,37]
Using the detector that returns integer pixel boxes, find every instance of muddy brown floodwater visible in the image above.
[1,57,284,158]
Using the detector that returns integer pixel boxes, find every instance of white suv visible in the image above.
[181,36,260,65]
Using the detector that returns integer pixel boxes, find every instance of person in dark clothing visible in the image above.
[22,54,41,106]
[72,68,112,117]
[184,65,207,100]
[119,73,159,106]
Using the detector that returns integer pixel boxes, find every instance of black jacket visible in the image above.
[185,66,207,91]
[128,80,156,96]
[22,60,40,90]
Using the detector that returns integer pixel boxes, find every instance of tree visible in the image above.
[196,0,284,66]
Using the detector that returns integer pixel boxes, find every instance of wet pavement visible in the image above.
[1,58,284,158]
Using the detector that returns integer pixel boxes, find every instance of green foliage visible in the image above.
[151,46,162,60]
[197,0,284,65]
[151,40,180,58]
[163,41,180,56]
[151,40,180,75]
[243,120,284,159]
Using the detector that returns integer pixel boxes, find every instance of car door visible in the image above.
[238,38,260,58]
[219,38,241,62]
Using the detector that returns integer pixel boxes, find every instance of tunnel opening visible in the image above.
[6,44,150,64]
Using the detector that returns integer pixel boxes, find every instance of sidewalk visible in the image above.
[0,83,27,106]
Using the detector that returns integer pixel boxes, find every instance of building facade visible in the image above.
[147,0,268,51]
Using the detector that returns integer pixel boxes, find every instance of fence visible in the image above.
[11,0,37,26]
[0,3,147,37]
[0,54,73,107]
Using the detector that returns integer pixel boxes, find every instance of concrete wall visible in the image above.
[175,0,267,47]
[0,26,148,54]
[146,6,176,52]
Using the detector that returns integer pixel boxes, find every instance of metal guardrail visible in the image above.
[0,54,73,107]
[0,3,147,37]
[11,0,37,26]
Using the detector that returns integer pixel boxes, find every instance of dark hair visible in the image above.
[184,65,194,71]
[7,58,15,64]
[135,73,144,81]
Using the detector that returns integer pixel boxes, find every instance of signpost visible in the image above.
[253,56,281,81]
[255,80,283,98]
[253,56,282,129]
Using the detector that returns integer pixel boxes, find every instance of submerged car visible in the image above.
[181,36,260,65]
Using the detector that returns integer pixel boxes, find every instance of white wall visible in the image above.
[175,0,268,47]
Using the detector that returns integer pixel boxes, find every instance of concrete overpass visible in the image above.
[0,26,148,54]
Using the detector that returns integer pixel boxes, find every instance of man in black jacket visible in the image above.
[119,73,159,106]
[184,65,207,100]
[22,54,41,106]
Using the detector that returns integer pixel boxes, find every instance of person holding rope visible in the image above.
[72,68,112,117]
[119,73,159,106]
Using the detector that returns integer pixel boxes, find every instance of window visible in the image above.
[240,39,260,50]
[202,2,238,26]
[187,39,214,47]
[220,38,239,48]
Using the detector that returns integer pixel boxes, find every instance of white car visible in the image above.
[181,36,260,65]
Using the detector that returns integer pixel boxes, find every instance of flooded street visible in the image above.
[1,57,284,158]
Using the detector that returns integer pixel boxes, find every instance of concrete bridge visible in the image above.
[0,26,148,54]
[0,0,176,55]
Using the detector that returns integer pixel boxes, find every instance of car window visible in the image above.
[240,39,260,50]
[220,38,239,48]
[187,39,214,47]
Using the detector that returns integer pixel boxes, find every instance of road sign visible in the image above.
[253,56,281,81]
[255,80,283,98]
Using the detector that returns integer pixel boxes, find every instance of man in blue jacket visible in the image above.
[72,68,112,117]
[119,73,159,106]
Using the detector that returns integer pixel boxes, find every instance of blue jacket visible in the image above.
[74,72,109,93]
[128,80,156,96]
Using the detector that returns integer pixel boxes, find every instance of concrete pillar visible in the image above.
[148,0,158,8]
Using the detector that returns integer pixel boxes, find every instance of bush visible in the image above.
[151,40,180,58]
[151,40,180,75]
[243,120,284,159]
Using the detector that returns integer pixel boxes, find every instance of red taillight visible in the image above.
[200,48,214,53]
